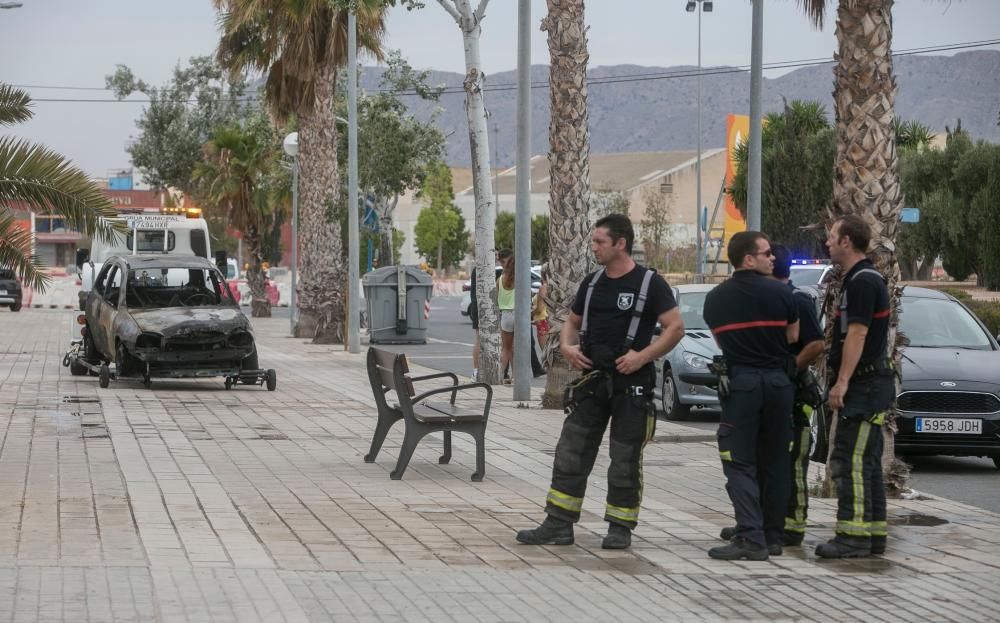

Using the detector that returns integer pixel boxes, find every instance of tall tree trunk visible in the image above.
[540,0,592,407]
[245,224,271,318]
[441,0,501,384]
[824,0,909,495]
[916,257,934,281]
[436,240,444,274]
[295,62,345,344]
[379,196,398,267]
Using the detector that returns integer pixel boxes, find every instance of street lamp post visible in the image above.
[686,0,711,279]
[282,132,299,336]
[748,0,764,231]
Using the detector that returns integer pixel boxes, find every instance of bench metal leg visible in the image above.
[390,428,424,480]
[439,431,452,464]
[364,410,400,463]
[472,426,486,482]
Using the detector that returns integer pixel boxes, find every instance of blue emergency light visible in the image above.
[790,259,831,265]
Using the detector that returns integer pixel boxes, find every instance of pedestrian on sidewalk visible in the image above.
[816,215,893,559]
[496,249,515,384]
[470,264,480,379]
[516,214,684,550]
[719,245,825,548]
[703,232,800,561]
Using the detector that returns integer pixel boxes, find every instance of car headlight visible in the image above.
[135,333,162,349]
[681,351,711,370]
[228,331,254,348]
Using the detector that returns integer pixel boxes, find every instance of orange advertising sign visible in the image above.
[724,114,749,241]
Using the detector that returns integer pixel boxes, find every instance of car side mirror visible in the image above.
[75,248,90,269]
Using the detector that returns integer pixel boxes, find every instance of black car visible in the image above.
[0,268,23,312]
[894,287,1000,468]
[75,254,273,389]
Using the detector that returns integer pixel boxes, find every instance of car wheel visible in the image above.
[242,346,259,372]
[10,302,21,312]
[116,341,137,378]
[69,357,89,376]
[661,367,690,420]
[993,456,1000,470]
[809,404,829,463]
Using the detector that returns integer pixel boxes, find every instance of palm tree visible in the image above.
[798,0,907,492]
[213,0,387,343]
[0,84,119,292]
[195,113,281,318]
[539,0,594,407]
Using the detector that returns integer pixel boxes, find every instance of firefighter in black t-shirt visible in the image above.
[816,215,894,559]
[703,232,800,561]
[516,214,684,550]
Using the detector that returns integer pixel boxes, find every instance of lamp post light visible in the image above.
[686,0,711,279]
[282,132,299,336]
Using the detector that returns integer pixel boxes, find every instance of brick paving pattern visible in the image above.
[0,309,998,621]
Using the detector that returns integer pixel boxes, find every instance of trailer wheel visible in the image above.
[98,364,111,388]
[265,369,277,391]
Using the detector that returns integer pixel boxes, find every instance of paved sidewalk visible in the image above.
[0,309,998,622]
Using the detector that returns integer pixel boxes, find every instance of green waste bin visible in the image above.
[363,265,433,344]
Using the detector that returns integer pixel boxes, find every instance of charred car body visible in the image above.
[71,254,275,389]
[0,269,23,312]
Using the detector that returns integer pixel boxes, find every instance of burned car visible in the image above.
[0,268,23,312]
[71,254,275,390]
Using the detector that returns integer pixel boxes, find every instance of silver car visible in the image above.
[654,283,721,420]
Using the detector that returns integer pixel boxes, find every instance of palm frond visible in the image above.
[795,0,828,29]
[0,136,122,244]
[0,84,33,128]
[0,213,50,292]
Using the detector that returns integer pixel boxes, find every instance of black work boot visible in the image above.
[708,537,769,561]
[815,536,871,559]
[782,531,805,547]
[516,516,574,545]
[719,526,737,541]
[766,542,783,556]
[602,523,632,550]
[870,535,887,555]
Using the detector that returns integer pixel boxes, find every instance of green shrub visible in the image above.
[934,286,972,301]
[966,299,1000,337]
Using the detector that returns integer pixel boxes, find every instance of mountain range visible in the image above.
[359,50,1000,167]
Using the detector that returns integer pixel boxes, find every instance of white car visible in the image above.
[461,266,542,317]
[789,259,832,287]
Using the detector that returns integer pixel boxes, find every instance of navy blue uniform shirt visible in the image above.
[830,259,890,373]
[703,270,798,369]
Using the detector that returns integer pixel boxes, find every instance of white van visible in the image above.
[77,214,211,309]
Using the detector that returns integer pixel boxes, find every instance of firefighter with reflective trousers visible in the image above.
[516,214,684,550]
[817,215,894,559]
[703,231,800,561]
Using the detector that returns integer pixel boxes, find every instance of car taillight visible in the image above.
[462,284,470,292]
[76,314,86,325]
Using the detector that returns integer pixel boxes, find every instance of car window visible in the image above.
[94,262,112,293]
[127,230,175,252]
[103,265,121,305]
[678,291,709,330]
[900,296,993,350]
[126,267,235,308]
[789,267,825,286]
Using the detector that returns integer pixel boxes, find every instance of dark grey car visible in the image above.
[81,255,258,387]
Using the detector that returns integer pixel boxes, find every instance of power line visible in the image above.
[19,38,1000,103]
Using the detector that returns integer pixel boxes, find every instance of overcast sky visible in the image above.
[1,0,997,178]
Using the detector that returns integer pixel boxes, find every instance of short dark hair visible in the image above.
[497,248,513,260]
[771,244,792,279]
[727,231,768,268]
[594,213,635,254]
[834,215,871,252]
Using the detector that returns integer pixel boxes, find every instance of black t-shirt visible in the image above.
[571,264,676,355]
[830,259,890,373]
[703,270,799,369]
[789,283,824,356]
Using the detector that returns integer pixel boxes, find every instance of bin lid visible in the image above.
[362,265,433,286]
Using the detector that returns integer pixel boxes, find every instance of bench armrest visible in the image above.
[412,382,493,414]
[408,371,460,401]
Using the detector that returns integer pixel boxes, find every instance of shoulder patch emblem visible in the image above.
[617,292,634,310]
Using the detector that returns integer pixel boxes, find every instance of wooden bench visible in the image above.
[364,347,492,481]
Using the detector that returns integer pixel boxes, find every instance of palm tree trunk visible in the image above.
[824,0,909,494]
[540,0,593,407]
[441,0,501,384]
[244,224,271,318]
[294,62,345,344]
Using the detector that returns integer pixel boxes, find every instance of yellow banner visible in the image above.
[723,114,749,245]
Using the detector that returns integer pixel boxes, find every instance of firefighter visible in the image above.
[516,214,684,549]
[717,244,825,548]
[816,215,893,558]
[703,231,800,561]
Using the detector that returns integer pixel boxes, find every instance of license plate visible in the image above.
[915,417,982,434]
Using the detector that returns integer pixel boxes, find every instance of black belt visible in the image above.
[853,358,893,379]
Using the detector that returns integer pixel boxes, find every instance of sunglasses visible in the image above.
[749,249,774,258]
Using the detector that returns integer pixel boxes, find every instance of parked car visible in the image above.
[654,284,720,420]
[461,265,541,317]
[77,254,272,389]
[0,268,23,312]
[789,259,833,287]
[892,286,1000,468]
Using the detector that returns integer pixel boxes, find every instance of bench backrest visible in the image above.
[366,347,415,403]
